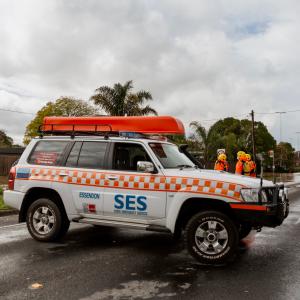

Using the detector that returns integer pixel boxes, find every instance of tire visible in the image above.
[172,227,183,241]
[58,216,70,238]
[239,223,252,240]
[26,198,70,242]
[184,210,239,265]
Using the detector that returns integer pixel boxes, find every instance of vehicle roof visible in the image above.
[32,136,173,144]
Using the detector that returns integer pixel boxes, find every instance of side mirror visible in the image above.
[179,144,188,153]
[137,161,155,173]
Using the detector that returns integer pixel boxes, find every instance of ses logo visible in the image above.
[114,194,147,216]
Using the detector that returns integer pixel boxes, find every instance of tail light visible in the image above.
[8,166,16,190]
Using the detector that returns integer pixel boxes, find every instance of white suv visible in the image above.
[4,131,289,264]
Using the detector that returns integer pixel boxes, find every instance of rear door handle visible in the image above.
[59,172,68,177]
[107,175,118,181]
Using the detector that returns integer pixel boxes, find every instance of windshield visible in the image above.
[149,142,194,169]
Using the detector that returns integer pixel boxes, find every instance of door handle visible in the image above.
[107,175,118,181]
[59,172,68,177]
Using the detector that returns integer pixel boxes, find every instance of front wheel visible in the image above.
[26,198,69,242]
[185,211,239,265]
[239,223,252,240]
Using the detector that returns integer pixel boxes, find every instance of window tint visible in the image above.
[28,141,69,166]
[77,142,107,169]
[113,143,152,171]
[66,142,82,167]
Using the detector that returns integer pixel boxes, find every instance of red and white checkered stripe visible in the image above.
[26,167,243,201]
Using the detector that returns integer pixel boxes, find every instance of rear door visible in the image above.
[103,142,167,221]
[56,140,109,217]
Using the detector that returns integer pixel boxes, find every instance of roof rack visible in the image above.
[39,116,185,139]
[38,123,151,140]
[38,123,116,139]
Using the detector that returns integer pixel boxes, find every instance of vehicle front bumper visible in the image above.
[231,184,289,228]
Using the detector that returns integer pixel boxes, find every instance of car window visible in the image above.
[112,143,152,171]
[76,142,108,169]
[66,142,82,167]
[149,142,193,168]
[28,141,69,166]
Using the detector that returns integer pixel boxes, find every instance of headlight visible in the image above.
[240,188,260,202]
[240,188,268,203]
[279,188,288,201]
[261,191,268,203]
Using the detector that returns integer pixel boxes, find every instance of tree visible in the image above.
[208,118,276,161]
[90,80,157,116]
[275,142,295,172]
[189,117,276,169]
[189,121,214,167]
[23,97,97,144]
[0,130,13,147]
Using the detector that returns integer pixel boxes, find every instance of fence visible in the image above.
[0,148,25,176]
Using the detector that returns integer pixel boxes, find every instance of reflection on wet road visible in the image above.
[1,188,300,300]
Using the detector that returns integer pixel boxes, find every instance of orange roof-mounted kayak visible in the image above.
[42,116,185,135]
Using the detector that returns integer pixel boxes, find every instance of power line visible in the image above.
[201,114,249,122]
[256,109,300,115]
[285,109,300,113]
[196,108,300,122]
[0,108,34,115]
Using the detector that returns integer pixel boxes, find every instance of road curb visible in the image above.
[0,209,18,217]
[285,182,300,188]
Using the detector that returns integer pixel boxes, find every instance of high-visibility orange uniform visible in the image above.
[214,153,229,172]
[235,151,246,175]
[214,160,229,171]
[249,161,256,177]
[235,160,244,175]
[244,154,256,177]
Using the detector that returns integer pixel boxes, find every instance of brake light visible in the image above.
[8,166,16,190]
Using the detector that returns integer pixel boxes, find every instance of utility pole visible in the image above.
[250,110,256,161]
[275,111,286,169]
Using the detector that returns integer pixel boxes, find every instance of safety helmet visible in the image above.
[237,151,245,160]
[245,154,251,161]
[218,153,227,162]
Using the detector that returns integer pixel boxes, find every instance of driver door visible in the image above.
[103,142,167,221]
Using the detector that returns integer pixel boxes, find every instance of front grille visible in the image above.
[260,184,284,205]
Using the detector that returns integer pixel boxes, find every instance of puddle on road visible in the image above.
[80,280,172,300]
[47,244,68,253]
[0,225,29,244]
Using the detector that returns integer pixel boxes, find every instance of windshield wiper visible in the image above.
[176,164,193,169]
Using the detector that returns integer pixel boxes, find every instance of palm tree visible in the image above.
[189,121,213,168]
[90,80,157,116]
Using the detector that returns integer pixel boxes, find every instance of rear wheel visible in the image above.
[185,210,239,265]
[26,198,69,242]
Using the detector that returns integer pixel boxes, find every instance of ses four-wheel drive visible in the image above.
[4,116,289,264]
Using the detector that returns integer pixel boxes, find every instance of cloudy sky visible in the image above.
[0,0,300,148]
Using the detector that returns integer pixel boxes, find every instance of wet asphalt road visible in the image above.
[1,188,300,300]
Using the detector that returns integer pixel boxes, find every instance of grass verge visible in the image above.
[0,187,10,210]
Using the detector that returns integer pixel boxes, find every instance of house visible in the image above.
[0,147,25,176]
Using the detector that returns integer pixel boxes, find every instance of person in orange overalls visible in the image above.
[244,154,256,177]
[243,154,252,176]
[214,153,229,172]
[235,151,246,175]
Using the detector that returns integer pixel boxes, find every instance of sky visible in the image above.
[0,0,300,149]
